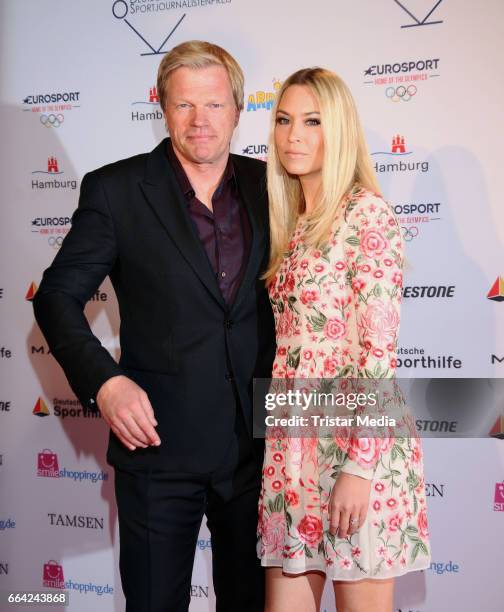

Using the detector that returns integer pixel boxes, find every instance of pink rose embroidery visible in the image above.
[297,514,323,547]
[346,437,381,469]
[360,228,389,258]
[324,318,346,340]
[418,508,429,538]
[261,512,286,556]
[300,289,319,306]
[358,300,399,345]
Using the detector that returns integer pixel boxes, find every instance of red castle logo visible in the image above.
[47,157,59,173]
[487,277,504,302]
[43,560,65,589]
[149,86,159,103]
[37,449,60,478]
[25,282,38,301]
[391,135,406,154]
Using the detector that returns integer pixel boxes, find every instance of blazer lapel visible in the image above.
[139,139,227,310]
[231,155,268,311]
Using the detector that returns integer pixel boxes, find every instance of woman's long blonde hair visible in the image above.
[264,67,381,284]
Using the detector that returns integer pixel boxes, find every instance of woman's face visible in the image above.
[274,84,324,180]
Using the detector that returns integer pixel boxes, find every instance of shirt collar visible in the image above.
[165,138,236,201]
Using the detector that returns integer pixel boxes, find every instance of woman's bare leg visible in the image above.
[265,568,326,612]
[333,577,395,612]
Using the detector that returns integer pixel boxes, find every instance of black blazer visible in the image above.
[33,138,275,472]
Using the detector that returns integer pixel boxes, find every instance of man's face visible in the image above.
[163,65,240,166]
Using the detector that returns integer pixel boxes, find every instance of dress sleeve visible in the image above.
[339,192,403,480]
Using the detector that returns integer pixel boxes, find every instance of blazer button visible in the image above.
[225,373,234,381]
[224,319,233,329]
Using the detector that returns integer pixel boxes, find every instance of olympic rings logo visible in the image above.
[385,85,417,102]
[402,226,419,241]
[48,236,64,249]
[40,114,64,128]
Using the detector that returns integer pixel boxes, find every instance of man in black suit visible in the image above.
[33,40,275,612]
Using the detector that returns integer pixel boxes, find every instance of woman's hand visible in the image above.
[328,472,372,538]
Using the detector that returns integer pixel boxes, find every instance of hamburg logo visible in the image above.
[246,79,282,112]
[31,158,78,190]
[26,282,38,301]
[494,481,504,510]
[364,58,440,101]
[33,398,50,417]
[372,135,411,156]
[32,157,62,175]
[132,86,159,105]
[111,0,186,56]
[131,86,163,122]
[22,91,81,128]
[393,0,444,28]
[372,136,429,174]
[43,560,65,589]
[37,449,60,478]
[487,277,504,302]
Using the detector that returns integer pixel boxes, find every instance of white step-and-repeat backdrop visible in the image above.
[1,1,503,610]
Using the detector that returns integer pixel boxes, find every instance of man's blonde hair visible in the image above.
[157,40,244,111]
[264,67,381,284]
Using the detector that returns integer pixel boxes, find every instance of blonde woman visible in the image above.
[257,68,431,612]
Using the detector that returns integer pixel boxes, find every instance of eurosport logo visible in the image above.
[487,276,504,302]
[21,91,81,128]
[31,216,71,249]
[36,449,109,483]
[394,201,442,241]
[32,397,102,419]
[42,560,113,596]
[364,58,440,102]
[393,0,444,29]
[31,157,78,191]
[246,79,281,112]
[131,86,163,122]
[241,143,268,162]
[371,135,429,174]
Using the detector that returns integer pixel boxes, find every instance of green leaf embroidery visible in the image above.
[345,236,360,246]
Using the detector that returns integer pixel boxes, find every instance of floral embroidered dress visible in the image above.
[257,187,431,579]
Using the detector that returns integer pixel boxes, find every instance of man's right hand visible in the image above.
[96,375,161,451]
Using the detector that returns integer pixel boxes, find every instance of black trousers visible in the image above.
[114,408,265,612]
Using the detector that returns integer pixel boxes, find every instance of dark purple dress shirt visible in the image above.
[166,141,251,305]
